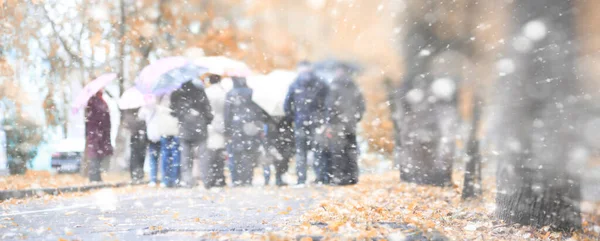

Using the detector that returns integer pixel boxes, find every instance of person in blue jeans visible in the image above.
[147,141,161,185]
[159,136,180,186]
[139,94,181,187]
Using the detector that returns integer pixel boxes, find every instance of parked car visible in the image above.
[50,138,84,173]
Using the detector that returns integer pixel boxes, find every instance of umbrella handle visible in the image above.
[250,101,277,126]
[104,89,115,99]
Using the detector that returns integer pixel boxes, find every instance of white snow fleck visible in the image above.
[431,78,456,101]
[513,36,533,52]
[94,189,118,212]
[419,49,432,57]
[568,146,589,166]
[88,5,109,21]
[533,119,544,128]
[507,138,522,152]
[496,58,516,75]
[463,223,479,231]
[388,232,407,241]
[188,21,201,34]
[523,19,547,41]
[406,88,424,104]
[243,123,260,136]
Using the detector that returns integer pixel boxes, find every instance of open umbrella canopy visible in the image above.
[194,56,252,77]
[118,87,155,110]
[71,73,117,114]
[312,59,363,83]
[135,56,208,95]
[247,70,297,117]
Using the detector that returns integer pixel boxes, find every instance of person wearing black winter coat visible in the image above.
[284,62,330,185]
[224,77,268,186]
[325,69,365,185]
[170,80,213,187]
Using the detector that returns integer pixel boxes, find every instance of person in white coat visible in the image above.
[201,75,229,188]
[139,94,180,187]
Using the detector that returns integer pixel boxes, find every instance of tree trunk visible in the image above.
[396,2,461,187]
[60,72,69,138]
[384,78,403,169]
[79,68,90,177]
[492,0,583,230]
[461,0,482,199]
[462,95,482,199]
[117,0,126,97]
[110,0,128,173]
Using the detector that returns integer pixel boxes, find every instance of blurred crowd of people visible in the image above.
[83,61,365,188]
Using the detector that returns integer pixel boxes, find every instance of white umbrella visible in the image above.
[193,56,252,77]
[118,87,155,110]
[247,70,297,116]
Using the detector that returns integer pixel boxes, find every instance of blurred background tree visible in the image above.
[1,82,43,175]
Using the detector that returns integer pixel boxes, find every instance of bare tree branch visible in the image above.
[77,0,88,58]
[42,5,84,64]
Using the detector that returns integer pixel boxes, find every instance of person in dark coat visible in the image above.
[122,107,147,183]
[85,91,113,182]
[283,61,330,185]
[325,67,366,185]
[170,79,213,188]
[224,77,268,186]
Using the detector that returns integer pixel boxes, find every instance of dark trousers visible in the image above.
[180,139,205,187]
[294,126,328,184]
[314,149,331,184]
[228,145,258,186]
[89,156,108,182]
[200,148,226,188]
[263,157,290,185]
[130,132,148,182]
[330,132,359,185]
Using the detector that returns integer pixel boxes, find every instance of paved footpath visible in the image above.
[0,186,327,240]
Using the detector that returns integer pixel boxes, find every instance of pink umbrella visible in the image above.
[72,73,117,114]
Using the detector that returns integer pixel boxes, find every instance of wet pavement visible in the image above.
[0,186,326,240]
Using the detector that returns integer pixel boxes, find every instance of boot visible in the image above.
[276,175,288,186]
